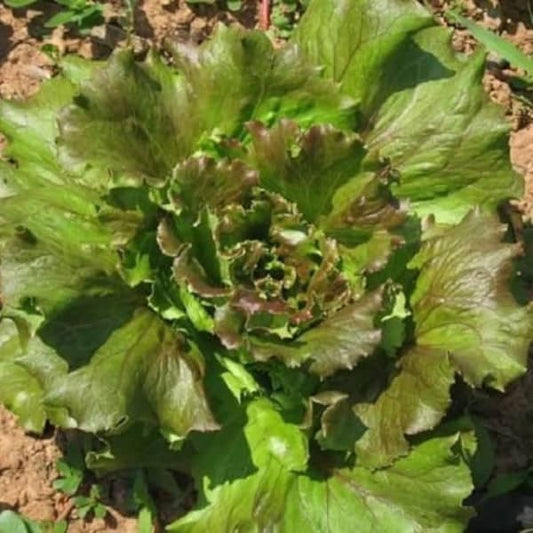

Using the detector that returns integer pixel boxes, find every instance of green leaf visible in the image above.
[4,0,37,7]
[0,511,42,533]
[249,289,383,377]
[85,425,187,474]
[170,157,258,221]
[0,319,67,433]
[58,29,354,184]
[283,435,473,532]
[93,503,107,519]
[446,10,533,78]
[44,309,218,437]
[366,31,522,223]
[0,189,118,273]
[469,416,496,488]
[296,1,523,223]
[53,441,86,495]
[227,0,242,11]
[0,234,122,325]
[44,10,77,28]
[168,25,355,131]
[324,168,406,236]
[216,354,260,403]
[0,79,77,188]
[484,470,531,501]
[169,398,308,532]
[247,120,366,222]
[52,521,67,533]
[410,212,531,389]
[171,431,473,532]
[54,458,84,495]
[355,211,532,467]
[312,391,366,451]
[137,507,154,533]
[354,346,455,468]
[295,0,432,114]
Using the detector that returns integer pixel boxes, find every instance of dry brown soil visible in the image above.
[0,0,532,530]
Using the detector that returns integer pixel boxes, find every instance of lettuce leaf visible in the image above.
[355,212,532,467]
[296,0,522,224]
[170,399,473,533]
[0,0,530,529]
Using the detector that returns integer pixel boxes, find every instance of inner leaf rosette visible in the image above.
[135,116,398,377]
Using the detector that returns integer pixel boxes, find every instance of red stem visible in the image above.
[260,0,271,30]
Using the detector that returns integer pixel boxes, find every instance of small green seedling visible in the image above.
[53,442,85,496]
[121,0,138,39]
[53,441,107,521]
[185,0,308,29]
[132,470,157,533]
[4,0,104,33]
[73,485,108,520]
[2,0,37,6]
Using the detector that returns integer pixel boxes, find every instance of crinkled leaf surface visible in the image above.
[58,27,355,184]
[0,0,529,529]
[247,120,366,222]
[295,0,433,113]
[411,212,530,389]
[295,0,522,223]
[0,234,116,320]
[0,56,101,191]
[355,212,532,467]
[249,289,383,376]
[0,189,118,273]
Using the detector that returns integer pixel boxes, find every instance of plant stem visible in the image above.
[56,500,75,523]
[260,0,270,30]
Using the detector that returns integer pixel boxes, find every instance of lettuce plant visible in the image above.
[0,0,532,530]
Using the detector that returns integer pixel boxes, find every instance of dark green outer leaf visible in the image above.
[355,211,532,467]
[295,0,432,113]
[45,309,218,437]
[295,0,522,223]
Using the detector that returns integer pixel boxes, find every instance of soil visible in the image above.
[0,408,138,532]
[0,0,532,531]
[0,409,60,524]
